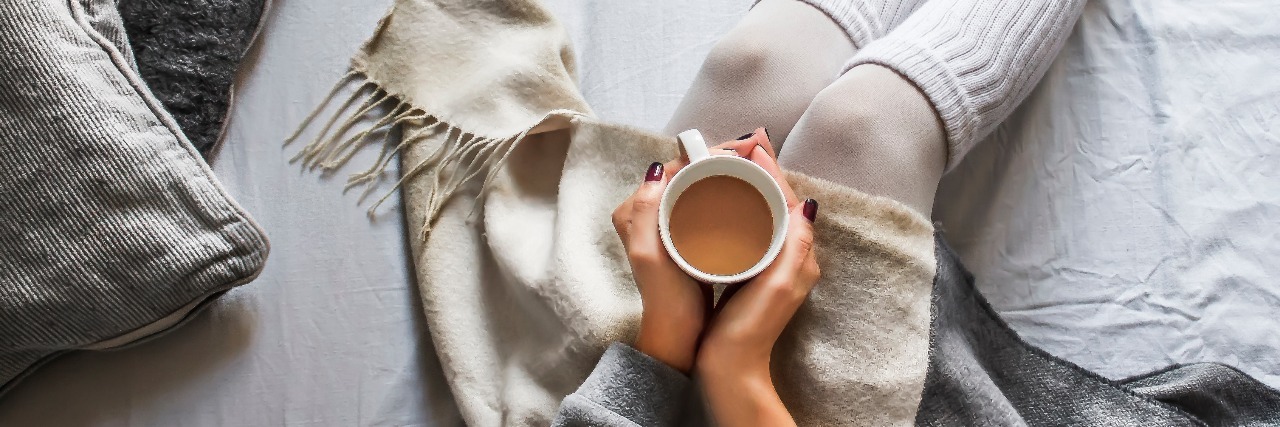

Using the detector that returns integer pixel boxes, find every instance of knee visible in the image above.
[798,66,947,163]
[696,29,783,87]
[803,84,888,147]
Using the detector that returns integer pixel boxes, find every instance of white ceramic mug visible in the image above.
[658,129,790,284]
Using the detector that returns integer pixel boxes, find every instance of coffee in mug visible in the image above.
[668,175,774,276]
[658,129,790,284]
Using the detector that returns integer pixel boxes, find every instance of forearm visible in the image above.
[700,366,797,427]
[634,290,706,373]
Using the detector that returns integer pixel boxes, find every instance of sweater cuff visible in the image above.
[573,343,692,425]
[845,37,978,171]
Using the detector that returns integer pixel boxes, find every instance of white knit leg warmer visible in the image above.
[846,0,1088,169]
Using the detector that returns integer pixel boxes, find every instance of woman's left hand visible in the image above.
[613,133,771,373]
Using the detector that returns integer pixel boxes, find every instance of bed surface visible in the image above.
[0,0,1276,425]
[935,0,1280,388]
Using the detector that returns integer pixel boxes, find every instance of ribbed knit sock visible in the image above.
[844,0,1086,170]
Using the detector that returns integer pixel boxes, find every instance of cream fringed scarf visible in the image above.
[289,0,937,425]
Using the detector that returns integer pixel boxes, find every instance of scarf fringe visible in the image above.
[285,71,530,236]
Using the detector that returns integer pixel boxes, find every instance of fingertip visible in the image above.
[755,127,777,158]
[644,162,664,183]
[788,202,817,246]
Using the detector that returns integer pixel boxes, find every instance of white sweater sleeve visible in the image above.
[843,0,1087,170]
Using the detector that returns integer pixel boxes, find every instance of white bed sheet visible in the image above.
[934,0,1280,388]
[0,0,745,425]
[1,0,1277,425]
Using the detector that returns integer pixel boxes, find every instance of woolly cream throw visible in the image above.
[291,0,936,424]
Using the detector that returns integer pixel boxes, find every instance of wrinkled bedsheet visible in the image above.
[0,0,1275,425]
[935,0,1280,389]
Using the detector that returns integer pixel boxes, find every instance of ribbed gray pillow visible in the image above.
[0,0,268,394]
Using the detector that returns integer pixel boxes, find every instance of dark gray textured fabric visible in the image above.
[920,235,1280,426]
[1122,363,1280,426]
[549,234,1280,426]
[0,0,267,394]
[117,0,269,158]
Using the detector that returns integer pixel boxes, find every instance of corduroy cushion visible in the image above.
[0,0,268,394]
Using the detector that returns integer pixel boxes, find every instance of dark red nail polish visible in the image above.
[763,128,771,142]
[645,162,663,182]
[803,199,818,222]
[736,132,754,140]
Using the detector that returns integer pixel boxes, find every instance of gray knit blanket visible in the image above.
[0,0,267,394]
[921,236,1280,425]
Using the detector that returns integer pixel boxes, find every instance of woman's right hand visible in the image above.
[695,130,821,427]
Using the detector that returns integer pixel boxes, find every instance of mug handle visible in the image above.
[677,129,711,164]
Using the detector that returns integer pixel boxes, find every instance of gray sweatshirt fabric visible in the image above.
[553,343,693,426]
[554,234,1280,426]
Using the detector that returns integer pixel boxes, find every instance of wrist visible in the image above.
[696,358,791,426]
[635,314,702,373]
[696,346,772,387]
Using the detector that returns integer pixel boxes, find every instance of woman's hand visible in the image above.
[696,130,821,427]
[612,131,777,373]
[612,161,707,373]
[613,128,820,388]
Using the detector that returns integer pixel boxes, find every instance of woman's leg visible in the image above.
[663,0,856,145]
[778,65,945,214]
[779,0,1087,215]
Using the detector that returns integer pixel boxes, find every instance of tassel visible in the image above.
[286,70,579,239]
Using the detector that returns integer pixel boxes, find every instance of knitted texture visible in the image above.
[553,343,693,426]
[545,236,1280,425]
[795,0,928,48]
[0,0,267,393]
[919,236,1280,426]
[117,0,269,158]
[1122,363,1280,425]
[847,0,1086,170]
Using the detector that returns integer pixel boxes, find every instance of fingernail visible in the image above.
[803,199,818,222]
[763,128,771,142]
[645,162,664,182]
[736,132,754,141]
